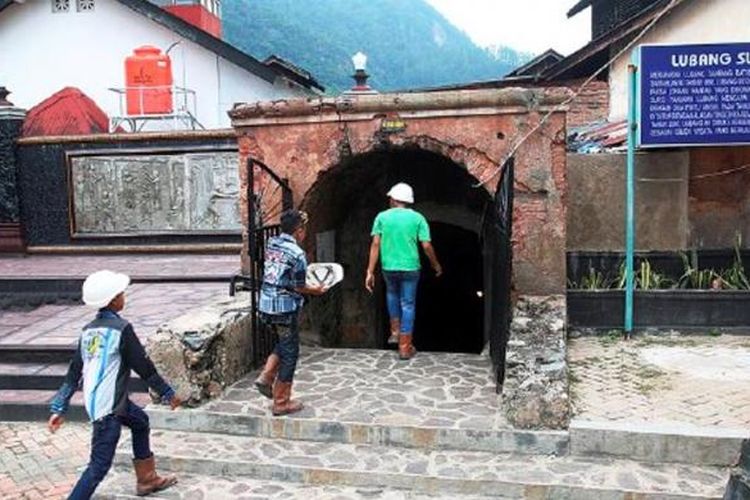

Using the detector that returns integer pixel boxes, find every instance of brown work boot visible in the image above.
[388,318,400,345]
[132,455,177,497]
[272,381,304,416]
[254,353,280,399]
[398,334,416,360]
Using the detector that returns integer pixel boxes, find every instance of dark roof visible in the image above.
[0,0,324,92]
[21,87,119,137]
[544,0,681,81]
[505,49,565,79]
[263,56,325,93]
[568,0,595,17]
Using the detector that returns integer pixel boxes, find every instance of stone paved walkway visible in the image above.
[569,333,750,429]
[0,283,228,346]
[0,254,239,279]
[0,421,89,500]
[204,348,508,431]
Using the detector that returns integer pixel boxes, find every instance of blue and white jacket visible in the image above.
[50,309,174,422]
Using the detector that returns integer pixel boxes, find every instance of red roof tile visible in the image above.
[22,87,114,137]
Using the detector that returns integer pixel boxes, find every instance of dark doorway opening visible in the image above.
[301,146,498,355]
[413,222,484,354]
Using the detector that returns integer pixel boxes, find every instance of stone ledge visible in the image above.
[146,293,253,406]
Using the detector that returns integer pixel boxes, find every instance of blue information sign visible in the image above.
[639,43,750,147]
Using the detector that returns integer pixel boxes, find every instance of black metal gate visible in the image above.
[482,157,515,392]
[244,158,293,367]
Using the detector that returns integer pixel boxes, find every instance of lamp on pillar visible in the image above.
[0,86,28,253]
[344,52,377,95]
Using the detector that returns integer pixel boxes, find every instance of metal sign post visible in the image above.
[625,56,639,337]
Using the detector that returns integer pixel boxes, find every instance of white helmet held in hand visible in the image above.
[82,270,130,308]
[387,183,414,204]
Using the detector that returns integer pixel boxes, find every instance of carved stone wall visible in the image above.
[70,151,240,235]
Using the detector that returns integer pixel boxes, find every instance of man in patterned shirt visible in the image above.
[254,209,326,416]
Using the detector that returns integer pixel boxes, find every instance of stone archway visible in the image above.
[298,145,491,351]
[231,88,569,298]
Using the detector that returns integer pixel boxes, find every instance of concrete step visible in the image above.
[146,405,567,456]
[110,429,729,499]
[0,390,152,422]
[95,471,500,499]
[570,419,749,467]
[0,362,147,392]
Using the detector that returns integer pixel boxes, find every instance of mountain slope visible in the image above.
[223,0,532,93]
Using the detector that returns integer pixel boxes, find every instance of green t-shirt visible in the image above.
[371,208,431,271]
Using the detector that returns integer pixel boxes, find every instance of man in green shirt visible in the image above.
[365,183,442,360]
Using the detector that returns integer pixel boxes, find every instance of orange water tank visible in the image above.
[125,46,173,115]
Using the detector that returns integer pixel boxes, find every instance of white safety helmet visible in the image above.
[82,270,130,308]
[387,183,414,204]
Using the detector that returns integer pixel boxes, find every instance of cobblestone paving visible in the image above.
[0,283,228,346]
[569,333,750,428]
[98,472,499,499]
[204,348,508,431]
[0,422,89,500]
[0,254,239,278]
[114,429,728,497]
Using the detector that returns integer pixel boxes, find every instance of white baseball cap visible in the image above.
[387,183,414,204]
[82,270,130,308]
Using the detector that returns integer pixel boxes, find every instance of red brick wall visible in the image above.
[234,101,568,295]
[559,78,610,128]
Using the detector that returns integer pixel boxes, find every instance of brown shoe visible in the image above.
[272,381,304,416]
[132,455,177,497]
[254,353,280,399]
[398,334,416,360]
[388,318,401,345]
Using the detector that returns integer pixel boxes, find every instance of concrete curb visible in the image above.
[570,418,749,466]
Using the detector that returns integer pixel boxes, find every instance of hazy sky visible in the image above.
[425,0,591,55]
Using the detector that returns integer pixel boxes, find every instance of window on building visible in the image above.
[51,0,70,13]
[76,0,94,12]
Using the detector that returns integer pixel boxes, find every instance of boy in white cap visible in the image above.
[365,183,442,360]
[48,270,181,499]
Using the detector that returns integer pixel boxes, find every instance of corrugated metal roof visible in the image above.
[568,119,628,153]
[21,87,115,137]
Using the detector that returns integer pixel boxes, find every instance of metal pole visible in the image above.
[625,62,639,337]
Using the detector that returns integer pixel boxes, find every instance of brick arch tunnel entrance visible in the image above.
[300,146,494,354]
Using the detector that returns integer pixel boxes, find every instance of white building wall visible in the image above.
[0,0,310,129]
[608,0,750,120]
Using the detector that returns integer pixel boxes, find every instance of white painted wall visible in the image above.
[0,0,313,130]
[608,0,750,120]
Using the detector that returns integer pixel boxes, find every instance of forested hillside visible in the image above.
[223,0,533,93]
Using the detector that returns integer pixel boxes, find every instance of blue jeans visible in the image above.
[68,400,152,500]
[383,271,420,335]
[262,312,300,383]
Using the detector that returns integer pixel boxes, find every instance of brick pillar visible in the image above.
[0,87,27,252]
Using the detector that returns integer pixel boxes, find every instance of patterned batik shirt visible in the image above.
[259,233,307,315]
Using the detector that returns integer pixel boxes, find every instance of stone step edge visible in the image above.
[110,447,722,500]
[570,418,749,466]
[145,406,569,456]
[94,470,500,499]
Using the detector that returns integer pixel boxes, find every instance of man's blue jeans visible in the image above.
[263,312,300,383]
[383,271,420,334]
[68,400,152,500]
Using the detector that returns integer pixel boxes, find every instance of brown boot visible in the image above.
[398,334,416,360]
[388,318,401,345]
[133,455,177,497]
[254,353,280,399]
[272,381,304,416]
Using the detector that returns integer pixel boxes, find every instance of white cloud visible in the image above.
[425,0,591,55]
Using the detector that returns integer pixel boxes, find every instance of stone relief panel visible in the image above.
[70,152,240,235]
